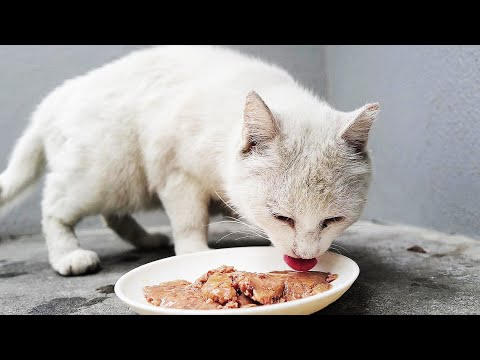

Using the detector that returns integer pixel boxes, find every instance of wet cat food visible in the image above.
[144,265,337,310]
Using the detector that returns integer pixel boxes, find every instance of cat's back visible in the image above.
[35,45,296,141]
[42,46,293,107]
[98,45,290,81]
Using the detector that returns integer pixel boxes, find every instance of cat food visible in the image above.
[144,265,338,310]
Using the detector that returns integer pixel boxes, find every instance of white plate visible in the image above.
[115,247,359,315]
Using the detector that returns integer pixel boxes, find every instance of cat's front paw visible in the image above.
[51,249,100,276]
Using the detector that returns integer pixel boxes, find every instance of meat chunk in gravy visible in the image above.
[144,265,337,310]
[144,280,220,310]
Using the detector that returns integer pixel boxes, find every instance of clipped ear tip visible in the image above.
[366,102,380,112]
[363,102,380,121]
[245,90,270,111]
[246,90,261,101]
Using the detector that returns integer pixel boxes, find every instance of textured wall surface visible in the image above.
[0,45,326,235]
[326,45,480,239]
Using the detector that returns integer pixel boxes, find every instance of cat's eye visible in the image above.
[273,214,295,228]
[321,217,345,230]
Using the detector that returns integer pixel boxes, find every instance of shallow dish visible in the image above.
[115,246,359,315]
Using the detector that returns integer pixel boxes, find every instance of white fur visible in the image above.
[0,45,379,275]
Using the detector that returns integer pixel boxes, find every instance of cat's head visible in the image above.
[226,91,379,261]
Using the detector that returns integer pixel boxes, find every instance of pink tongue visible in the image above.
[283,255,317,272]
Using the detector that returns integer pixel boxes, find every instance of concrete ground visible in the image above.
[0,221,478,315]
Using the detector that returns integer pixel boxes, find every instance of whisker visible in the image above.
[215,229,269,244]
[332,243,352,255]
[208,218,270,240]
[231,235,261,242]
[206,220,245,227]
[209,193,270,241]
[239,216,266,234]
[232,229,269,240]
[214,191,240,216]
[328,246,342,255]
[215,231,242,244]
[224,216,267,235]
[207,216,269,235]
[231,229,270,240]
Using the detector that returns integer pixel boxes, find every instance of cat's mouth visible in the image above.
[283,255,317,272]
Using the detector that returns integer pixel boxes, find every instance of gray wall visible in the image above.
[326,45,480,239]
[0,45,326,236]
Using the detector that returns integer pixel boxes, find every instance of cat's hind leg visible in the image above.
[42,174,100,276]
[103,214,170,249]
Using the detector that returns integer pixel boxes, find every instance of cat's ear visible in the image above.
[242,91,278,153]
[341,103,380,152]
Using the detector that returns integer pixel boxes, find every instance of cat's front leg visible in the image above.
[158,172,210,255]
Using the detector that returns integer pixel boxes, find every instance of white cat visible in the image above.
[0,45,379,276]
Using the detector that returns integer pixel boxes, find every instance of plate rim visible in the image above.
[114,246,360,315]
